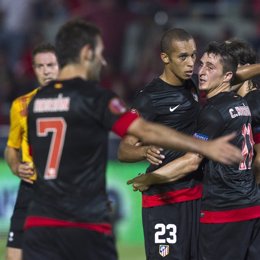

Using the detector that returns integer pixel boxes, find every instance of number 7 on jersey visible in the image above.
[37,117,67,179]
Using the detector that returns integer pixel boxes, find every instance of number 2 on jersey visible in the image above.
[37,117,67,179]
[239,123,254,170]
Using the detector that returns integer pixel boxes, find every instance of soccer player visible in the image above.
[225,39,260,185]
[22,20,241,260]
[129,41,260,260]
[118,28,204,260]
[4,43,59,260]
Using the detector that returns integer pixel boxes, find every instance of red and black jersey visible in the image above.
[132,77,202,206]
[194,92,260,223]
[244,89,260,144]
[26,78,137,232]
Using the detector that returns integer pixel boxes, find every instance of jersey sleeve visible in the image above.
[132,90,156,121]
[194,105,225,141]
[7,100,23,149]
[92,89,139,137]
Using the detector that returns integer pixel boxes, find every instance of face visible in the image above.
[88,36,107,81]
[33,52,59,86]
[162,39,197,84]
[198,52,226,96]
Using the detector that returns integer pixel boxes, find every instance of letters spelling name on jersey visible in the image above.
[229,105,251,119]
[33,94,70,113]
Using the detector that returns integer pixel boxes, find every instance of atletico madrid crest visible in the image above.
[159,245,169,257]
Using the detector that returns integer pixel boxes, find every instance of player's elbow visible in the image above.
[185,153,202,172]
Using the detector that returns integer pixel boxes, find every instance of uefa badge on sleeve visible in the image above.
[159,245,169,257]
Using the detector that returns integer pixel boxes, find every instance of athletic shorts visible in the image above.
[23,227,118,260]
[142,199,201,260]
[6,181,34,248]
[199,218,260,260]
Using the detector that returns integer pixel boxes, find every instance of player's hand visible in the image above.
[16,162,34,184]
[127,173,150,192]
[206,132,242,165]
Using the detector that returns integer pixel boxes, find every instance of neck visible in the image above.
[206,82,230,99]
[160,70,185,86]
[58,64,87,81]
[237,80,254,97]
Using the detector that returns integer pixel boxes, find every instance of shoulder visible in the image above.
[199,103,223,125]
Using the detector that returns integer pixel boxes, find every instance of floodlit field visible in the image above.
[0,236,145,260]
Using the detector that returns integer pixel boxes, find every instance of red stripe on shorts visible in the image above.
[24,216,112,235]
[200,205,260,223]
[142,184,203,208]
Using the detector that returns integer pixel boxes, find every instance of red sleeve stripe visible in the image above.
[254,133,260,144]
[200,205,260,223]
[112,111,139,137]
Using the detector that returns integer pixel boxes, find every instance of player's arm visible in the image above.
[4,147,34,183]
[234,63,260,84]
[117,134,164,165]
[127,152,203,192]
[5,100,34,183]
[127,117,241,165]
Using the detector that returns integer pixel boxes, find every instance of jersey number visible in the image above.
[239,123,254,170]
[37,118,67,179]
[154,223,177,244]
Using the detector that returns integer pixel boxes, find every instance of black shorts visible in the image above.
[23,227,118,260]
[199,218,260,260]
[6,181,34,248]
[142,199,201,260]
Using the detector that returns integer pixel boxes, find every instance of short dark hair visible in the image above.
[206,41,238,76]
[55,19,101,68]
[160,28,194,55]
[225,38,257,65]
[32,43,57,61]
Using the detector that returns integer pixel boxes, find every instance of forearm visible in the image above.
[148,153,202,184]
[4,147,20,175]
[128,119,207,155]
[118,142,147,162]
[235,64,260,84]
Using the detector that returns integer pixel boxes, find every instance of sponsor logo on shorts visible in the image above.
[159,245,169,257]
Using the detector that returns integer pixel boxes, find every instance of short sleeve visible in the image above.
[132,91,156,121]
[7,100,23,149]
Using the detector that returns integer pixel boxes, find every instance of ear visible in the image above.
[160,52,170,64]
[81,45,94,62]
[223,71,233,83]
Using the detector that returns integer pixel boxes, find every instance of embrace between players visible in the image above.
[4,19,260,260]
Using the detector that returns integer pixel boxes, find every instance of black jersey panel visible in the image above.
[27,78,127,223]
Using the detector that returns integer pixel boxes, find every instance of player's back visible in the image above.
[28,78,118,222]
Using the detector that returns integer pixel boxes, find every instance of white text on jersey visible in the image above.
[33,94,70,113]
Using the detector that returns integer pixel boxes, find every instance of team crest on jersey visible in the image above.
[159,245,169,257]
[108,98,127,115]
[54,83,63,89]
[130,108,140,116]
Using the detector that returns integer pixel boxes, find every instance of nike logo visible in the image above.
[169,105,180,112]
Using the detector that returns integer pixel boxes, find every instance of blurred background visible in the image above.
[0,0,260,259]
